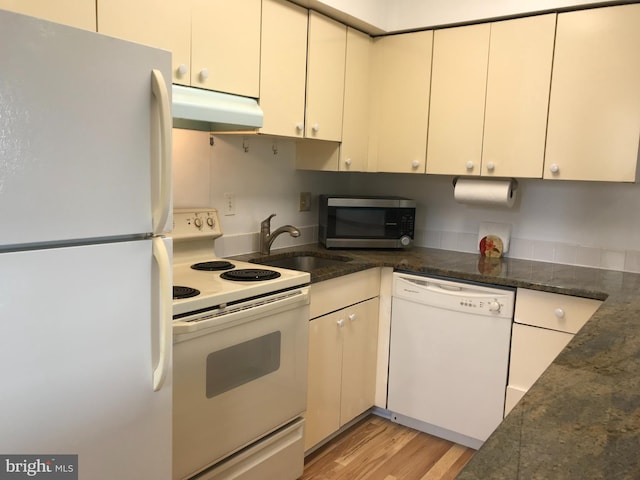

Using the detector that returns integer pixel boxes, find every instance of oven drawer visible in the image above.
[193,418,305,480]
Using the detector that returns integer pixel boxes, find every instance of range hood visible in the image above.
[172,85,264,132]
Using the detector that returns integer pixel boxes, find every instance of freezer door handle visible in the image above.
[152,237,171,391]
[151,69,171,235]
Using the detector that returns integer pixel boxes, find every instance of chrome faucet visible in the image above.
[259,214,300,255]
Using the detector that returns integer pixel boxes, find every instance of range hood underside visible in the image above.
[172,85,264,132]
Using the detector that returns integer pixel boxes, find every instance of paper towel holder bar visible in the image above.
[452,176,518,191]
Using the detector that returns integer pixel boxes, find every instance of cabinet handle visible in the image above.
[345,158,352,167]
[176,63,188,77]
[550,163,560,174]
[337,319,345,328]
[348,313,357,322]
[486,161,495,172]
[199,68,209,81]
[465,161,474,171]
[411,160,420,169]
[312,123,320,133]
[296,123,304,132]
[554,308,565,319]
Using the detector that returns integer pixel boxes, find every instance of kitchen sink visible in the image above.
[250,252,352,272]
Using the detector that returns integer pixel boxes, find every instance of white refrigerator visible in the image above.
[0,9,173,480]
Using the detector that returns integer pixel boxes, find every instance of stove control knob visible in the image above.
[194,217,203,229]
[488,299,501,313]
[207,217,215,228]
[400,235,411,247]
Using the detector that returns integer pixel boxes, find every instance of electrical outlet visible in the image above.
[223,192,236,216]
[299,192,311,212]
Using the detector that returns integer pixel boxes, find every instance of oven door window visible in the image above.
[206,331,281,398]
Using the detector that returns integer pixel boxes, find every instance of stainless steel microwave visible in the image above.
[319,195,416,249]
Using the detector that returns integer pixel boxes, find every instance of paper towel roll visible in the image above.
[453,177,517,208]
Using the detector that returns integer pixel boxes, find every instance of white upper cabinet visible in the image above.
[427,23,489,176]
[305,11,347,142]
[340,27,373,172]
[427,15,555,178]
[97,0,191,85]
[259,0,308,137]
[1,0,95,30]
[98,0,261,96]
[482,14,556,178]
[370,30,433,173]
[544,4,640,182]
[191,0,261,97]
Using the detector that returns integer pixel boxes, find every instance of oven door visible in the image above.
[172,289,309,480]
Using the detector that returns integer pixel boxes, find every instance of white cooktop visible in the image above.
[171,209,309,317]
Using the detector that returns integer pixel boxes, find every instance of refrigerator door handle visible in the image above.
[152,236,172,392]
[151,69,171,235]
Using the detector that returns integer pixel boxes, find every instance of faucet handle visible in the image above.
[261,213,276,229]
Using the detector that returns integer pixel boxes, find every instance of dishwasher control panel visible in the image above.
[392,272,515,318]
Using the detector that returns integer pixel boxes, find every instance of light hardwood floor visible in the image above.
[301,415,474,480]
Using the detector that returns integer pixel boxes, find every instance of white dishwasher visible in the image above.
[387,272,515,449]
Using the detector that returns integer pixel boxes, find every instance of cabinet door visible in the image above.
[97,0,191,84]
[508,323,573,392]
[340,28,372,172]
[427,23,489,176]
[340,298,379,426]
[305,311,342,451]
[370,30,432,173]
[1,0,95,30]
[544,4,640,181]
[191,0,261,97]
[305,11,347,141]
[259,0,308,137]
[482,14,556,178]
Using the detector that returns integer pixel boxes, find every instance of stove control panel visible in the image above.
[171,209,223,240]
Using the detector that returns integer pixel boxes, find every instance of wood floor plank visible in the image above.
[301,416,474,480]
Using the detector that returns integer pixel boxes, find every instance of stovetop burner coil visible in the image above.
[190,261,235,271]
[220,268,281,282]
[173,285,200,299]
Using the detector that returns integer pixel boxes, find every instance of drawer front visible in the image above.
[309,268,380,319]
[515,288,601,334]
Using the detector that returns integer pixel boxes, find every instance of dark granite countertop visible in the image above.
[232,245,640,479]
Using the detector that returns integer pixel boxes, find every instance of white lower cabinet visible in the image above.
[505,288,602,416]
[304,269,380,451]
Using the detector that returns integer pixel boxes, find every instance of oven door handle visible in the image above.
[152,236,172,392]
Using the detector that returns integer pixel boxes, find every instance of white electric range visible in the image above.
[170,208,310,480]
[171,208,310,317]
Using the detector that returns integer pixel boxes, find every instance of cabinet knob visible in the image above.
[312,123,320,133]
[176,64,188,77]
[337,319,345,328]
[411,160,420,169]
[348,313,356,322]
[486,161,495,172]
[554,308,565,319]
[465,161,474,171]
[296,123,304,132]
[199,68,209,81]
[550,163,560,174]
[345,158,352,167]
